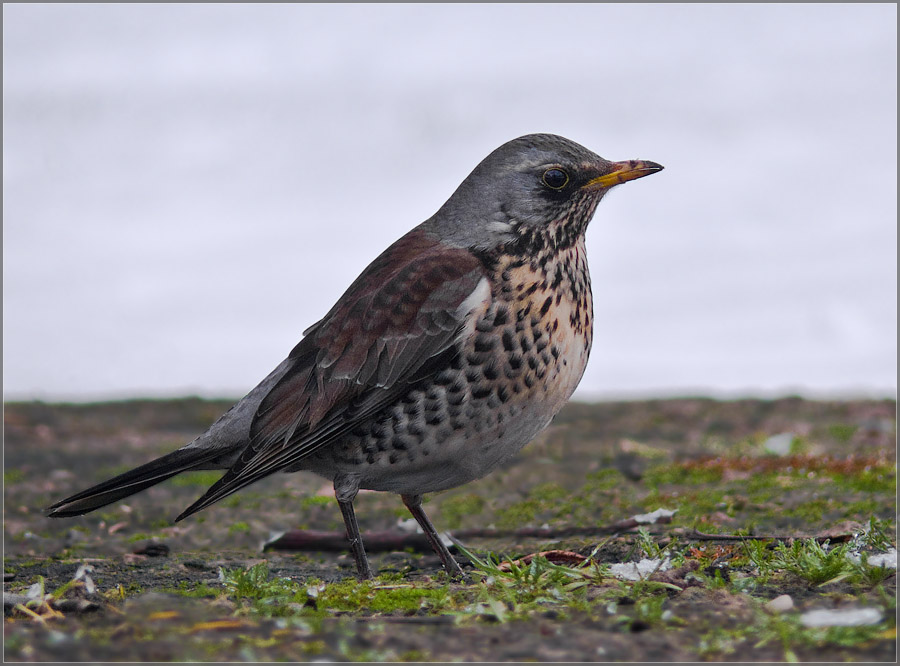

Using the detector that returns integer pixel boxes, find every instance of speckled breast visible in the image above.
[305,239,593,495]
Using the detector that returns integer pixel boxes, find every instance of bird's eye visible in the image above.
[542,168,569,190]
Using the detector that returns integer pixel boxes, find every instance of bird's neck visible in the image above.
[473,234,593,330]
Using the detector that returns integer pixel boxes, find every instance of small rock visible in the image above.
[763,433,794,456]
[614,452,646,481]
[133,543,170,557]
[74,564,96,594]
[629,619,651,632]
[45,630,71,645]
[848,548,897,569]
[183,559,211,570]
[765,594,794,613]
[800,607,883,628]
[609,557,672,581]
[395,518,420,533]
[4,593,31,612]
[633,508,677,525]
[54,598,101,613]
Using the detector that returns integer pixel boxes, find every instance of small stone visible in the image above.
[848,548,897,569]
[55,598,101,613]
[45,630,70,645]
[183,559,210,570]
[609,557,672,581]
[133,543,170,557]
[765,594,794,613]
[763,432,794,455]
[629,619,651,632]
[395,518,420,533]
[633,508,677,524]
[800,607,883,628]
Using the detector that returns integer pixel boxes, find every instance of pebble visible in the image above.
[800,607,883,628]
[763,432,794,455]
[848,548,897,569]
[765,594,794,613]
[633,508,677,524]
[609,557,672,581]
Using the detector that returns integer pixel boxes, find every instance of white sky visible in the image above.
[3,4,897,402]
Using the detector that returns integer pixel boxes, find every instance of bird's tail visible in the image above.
[45,446,223,518]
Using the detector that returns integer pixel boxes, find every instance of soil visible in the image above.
[3,396,896,662]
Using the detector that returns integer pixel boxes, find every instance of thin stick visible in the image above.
[263,515,674,553]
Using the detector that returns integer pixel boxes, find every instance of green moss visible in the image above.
[494,499,541,529]
[159,581,222,598]
[362,585,449,614]
[221,495,261,509]
[493,481,597,529]
[819,624,891,648]
[126,533,159,544]
[745,472,786,495]
[858,516,896,551]
[228,521,251,535]
[644,464,723,487]
[831,469,896,494]
[584,468,627,491]
[696,594,894,661]
[169,470,223,488]
[839,498,882,518]
[772,539,853,585]
[399,650,430,662]
[5,557,56,575]
[781,498,830,522]
[529,482,570,503]
[828,424,858,443]
[4,468,25,485]
[221,564,459,620]
[789,436,811,455]
[439,493,485,530]
[116,582,145,597]
[299,495,333,509]
[680,489,729,517]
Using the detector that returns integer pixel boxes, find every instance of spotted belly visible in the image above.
[301,242,593,496]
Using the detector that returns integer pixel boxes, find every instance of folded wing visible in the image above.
[176,230,489,520]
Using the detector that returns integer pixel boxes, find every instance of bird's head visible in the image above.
[428,133,663,253]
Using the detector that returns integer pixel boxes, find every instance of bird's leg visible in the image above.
[402,494,465,579]
[337,498,373,580]
[334,475,373,580]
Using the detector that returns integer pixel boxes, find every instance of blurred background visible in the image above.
[3,4,896,403]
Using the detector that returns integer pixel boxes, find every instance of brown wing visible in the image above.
[175,229,488,520]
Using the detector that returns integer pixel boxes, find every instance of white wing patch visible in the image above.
[455,276,491,318]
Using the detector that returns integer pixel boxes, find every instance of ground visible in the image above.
[3,396,896,661]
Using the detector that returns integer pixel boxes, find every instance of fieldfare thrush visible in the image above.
[47,134,663,579]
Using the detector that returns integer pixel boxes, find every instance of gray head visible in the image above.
[426,134,663,252]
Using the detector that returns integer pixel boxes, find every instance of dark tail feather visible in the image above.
[174,466,271,523]
[45,447,223,518]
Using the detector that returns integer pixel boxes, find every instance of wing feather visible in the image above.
[176,230,489,520]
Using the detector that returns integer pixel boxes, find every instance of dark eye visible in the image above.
[542,168,569,189]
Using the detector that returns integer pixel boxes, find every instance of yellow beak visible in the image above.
[584,159,664,190]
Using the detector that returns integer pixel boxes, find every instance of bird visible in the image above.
[46,134,663,579]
